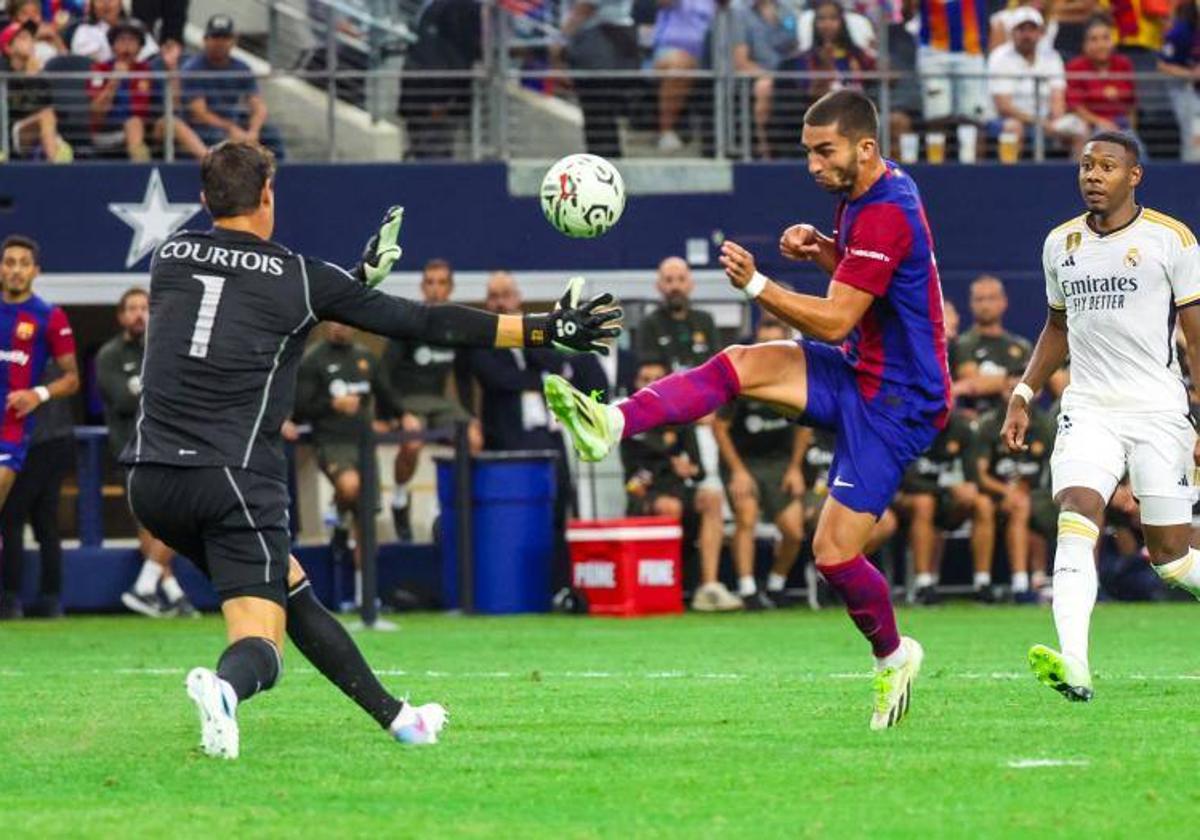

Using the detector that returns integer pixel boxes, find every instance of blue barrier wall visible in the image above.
[5,162,1200,338]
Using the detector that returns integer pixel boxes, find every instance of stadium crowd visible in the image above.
[4,1,1200,161]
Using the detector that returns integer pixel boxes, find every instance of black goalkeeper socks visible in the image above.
[286,578,404,729]
[216,636,282,702]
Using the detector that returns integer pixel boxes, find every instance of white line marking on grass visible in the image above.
[114,668,185,675]
[1006,759,1090,769]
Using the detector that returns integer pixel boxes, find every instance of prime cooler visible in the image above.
[566,517,683,616]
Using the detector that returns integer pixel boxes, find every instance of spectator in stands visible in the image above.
[895,409,996,605]
[10,0,67,62]
[786,0,874,100]
[987,8,1087,157]
[916,0,990,126]
[71,0,157,62]
[558,0,640,158]
[951,274,1032,416]
[0,19,72,161]
[397,0,482,159]
[1111,0,1170,78]
[730,0,798,158]
[182,15,286,159]
[714,316,806,609]
[796,0,875,54]
[293,322,400,609]
[943,297,960,343]
[96,287,195,618]
[1050,0,1106,58]
[1066,13,1137,155]
[1158,0,1200,161]
[130,0,188,48]
[89,19,204,160]
[989,0,1060,56]
[0,363,73,620]
[380,258,480,541]
[649,0,715,153]
[637,255,718,370]
[883,0,922,158]
[973,380,1054,603]
[621,358,737,611]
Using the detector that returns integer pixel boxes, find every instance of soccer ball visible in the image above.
[539,154,626,239]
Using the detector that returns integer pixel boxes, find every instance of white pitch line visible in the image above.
[1006,759,1090,769]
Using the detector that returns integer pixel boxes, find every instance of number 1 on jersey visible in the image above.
[190,274,226,359]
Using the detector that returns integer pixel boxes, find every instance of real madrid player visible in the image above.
[128,141,620,758]
[1002,132,1200,702]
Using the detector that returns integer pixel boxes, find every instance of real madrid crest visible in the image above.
[1124,247,1140,268]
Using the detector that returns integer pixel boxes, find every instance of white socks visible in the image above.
[766,572,787,593]
[914,572,936,589]
[1154,548,1200,598]
[973,572,992,589]
[1011,571,1030,594]
[606,404,625,444]
[1053,512,1100,670]
[133,559,163,596]
[738,575,756,597]
[392,487,409,509]
[161,575,184,603]
[876,643,908,671]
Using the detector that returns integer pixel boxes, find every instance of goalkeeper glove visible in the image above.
[354,205,404,288]
[524,277,623,355]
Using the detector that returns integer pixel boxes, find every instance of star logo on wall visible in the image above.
[109,168,203,268]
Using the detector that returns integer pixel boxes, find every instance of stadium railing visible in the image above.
[2,66,1189,164]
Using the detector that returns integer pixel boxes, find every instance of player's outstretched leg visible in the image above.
[1029,508,1099,702]
[285,569,447,744]
[187,634,282,760]
[546,351,742,462]
[813,499,922,730]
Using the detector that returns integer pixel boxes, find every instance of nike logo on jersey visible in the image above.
[178,449,197,456]
[832,476,855,488]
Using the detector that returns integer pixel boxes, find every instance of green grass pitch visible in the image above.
[2,604,1198,838]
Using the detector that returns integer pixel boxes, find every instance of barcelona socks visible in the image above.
[216,636,282,702]
[820,555,903,662]
[617,352,741,439]
[286,578,403,729]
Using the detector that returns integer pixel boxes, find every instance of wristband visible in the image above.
[1012,382,1034,405]
[743,272,769,300]
[34,386,50,404]
[522,313,551,347]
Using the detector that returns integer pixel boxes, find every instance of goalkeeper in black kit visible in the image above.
[124,141,621,759]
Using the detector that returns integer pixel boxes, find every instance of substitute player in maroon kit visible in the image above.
[0,236,79,509]
[546,90,951,729]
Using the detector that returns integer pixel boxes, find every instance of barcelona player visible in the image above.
[545,90,951,729]
[0,236,79,512]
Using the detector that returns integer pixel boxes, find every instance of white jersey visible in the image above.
[1043,207,1200,414]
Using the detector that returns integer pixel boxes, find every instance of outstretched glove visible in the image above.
[524,276,623,355]
[353,205,404,288]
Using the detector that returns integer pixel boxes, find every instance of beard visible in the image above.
[664,291,690,313]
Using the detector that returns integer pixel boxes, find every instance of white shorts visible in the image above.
[1050,408,1197,526]
[917,47,988,122]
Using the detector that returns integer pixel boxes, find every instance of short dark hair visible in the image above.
[118,286,148,311]
[200,141,277,219]
[803,89,879,141]
[1086,130,1140,164]
[423,258,453,280]
[1084,12,1114,35]
[1,234,40,264]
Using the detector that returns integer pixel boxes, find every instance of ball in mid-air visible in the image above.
[540,154,626,239]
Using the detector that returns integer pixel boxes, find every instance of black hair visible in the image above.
[200,141,277,219]
[118,286,148,311]
[423,258,454,280]
[1087,130,1141,164]
[803,89,879,142]
[1083,12,1115,36]
[1,234,39,264]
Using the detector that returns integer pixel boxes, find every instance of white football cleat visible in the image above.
[391,702,449,745]
[870,637,924,731]
[186,667,240,759]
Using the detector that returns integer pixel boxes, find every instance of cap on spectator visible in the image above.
[1008,7,1044,31]
[0,20,36,54]
[205,14,236,38]
[107,18,147,47]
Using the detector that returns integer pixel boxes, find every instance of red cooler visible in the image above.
[566,517,684,616]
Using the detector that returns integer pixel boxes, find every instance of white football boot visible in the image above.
[186,667,240,759]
